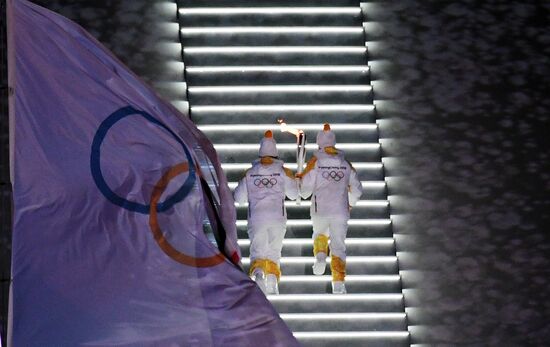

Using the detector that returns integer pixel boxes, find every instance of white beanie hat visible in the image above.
[316,123,336,148]
[259,130,278,157]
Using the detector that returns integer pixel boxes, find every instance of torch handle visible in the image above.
[296,132,306,205]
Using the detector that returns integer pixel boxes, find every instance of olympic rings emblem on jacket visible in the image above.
[254,177,278,188]
[322,170,345,182]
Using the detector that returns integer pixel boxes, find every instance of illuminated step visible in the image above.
[241,256,397,265]
[267,293,405,313]
[177,0,359,9]
[234,200,389,208]
[198,123,377,131]
[213,143,380,150]
[192,104,375,113]
[189,85,372,93]
[187,65,369,73]
[293,331,410,338]
[178,0,360,7]
[279,275,400,283]
[281,312,406,319]
[179,7,361,15]
[184,46,366,54]
[223,162,382,170]
[236,219,391,227]
[178,6,362,28]
[268,293,403,301]
[237,238,394,246]
[281,313,407,331]
[181,26,363,34]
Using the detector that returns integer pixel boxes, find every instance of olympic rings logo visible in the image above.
[254,177,278,188]
[90,106,225,268]
[322,170,345,181]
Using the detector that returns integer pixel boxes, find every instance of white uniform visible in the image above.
[300,149,362,263]
[234,158,298,283]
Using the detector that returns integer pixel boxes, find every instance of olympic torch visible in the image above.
[278,119,307,205]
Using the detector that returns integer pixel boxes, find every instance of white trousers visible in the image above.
[248,221,286,264]
[312,216,348,261]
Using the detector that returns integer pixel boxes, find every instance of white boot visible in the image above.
[332,281,347,294]
[251,269,267,295]
[312,252,327,275]
[266,274,279,295]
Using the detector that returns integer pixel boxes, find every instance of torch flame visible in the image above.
[277,118,302,137]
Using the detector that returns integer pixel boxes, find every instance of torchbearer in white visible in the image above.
[234,130,299,295]
[297,123,363,294]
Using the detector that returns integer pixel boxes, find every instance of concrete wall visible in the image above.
[363,1,550,345]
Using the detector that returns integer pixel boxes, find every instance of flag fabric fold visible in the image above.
[7,0,299,345]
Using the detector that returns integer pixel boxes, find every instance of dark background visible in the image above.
[1,1,549,345]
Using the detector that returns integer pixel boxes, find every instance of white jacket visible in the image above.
[234,159,298,224]
[300,149,363,219]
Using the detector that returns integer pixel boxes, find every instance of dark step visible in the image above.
[187,85,373,105]
[178,1,361,7]
[191,106,376,124]
[268,293,404,313]
[235,201,389,220]
[296,333,410,347]
[183,46,367,65]
[243,255,398,276]
[185,66,370,85]
[178,9,362,27]
[282,312,407,331]
[237,222,393,239]
[229,183,388,199]
[198,123,378,143]
[238,238,395,257]
[277,276,403,294]
[214,144,381,163]
[224,162,384,181]
[180,27,365,46]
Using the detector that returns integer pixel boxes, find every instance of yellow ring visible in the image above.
[148,162,225,267]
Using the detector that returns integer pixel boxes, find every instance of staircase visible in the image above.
[175,1,409,346]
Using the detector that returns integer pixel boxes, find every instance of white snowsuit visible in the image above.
[300,148,363,281]
[234,158,298,279]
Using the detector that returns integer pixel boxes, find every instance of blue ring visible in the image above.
[90,106,196,214]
